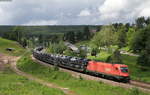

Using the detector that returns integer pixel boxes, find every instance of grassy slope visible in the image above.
[0,67,65,95]
[0,37,26,56]
[122,55,150,82]
[0,38,65,95]
[17,56,149,95]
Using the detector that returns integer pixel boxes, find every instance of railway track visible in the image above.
[32,55,150,93]
[130,80,150,90]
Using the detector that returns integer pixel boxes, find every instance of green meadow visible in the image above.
[0,66,65,95]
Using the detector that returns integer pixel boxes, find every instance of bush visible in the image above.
[79,75,84,80]
[91,48,98,57]
[137,50,150,67]
[53,65,59,71]
[129,88,139,95]
[48,41,66,54]
[64,49,78,57]
[78,48,87,58]
[106,49,123,64]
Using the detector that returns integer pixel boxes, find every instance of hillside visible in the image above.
[0,37,26,56]
[0,25,100,36]
[0,67,65,95]
[0,38,66,95]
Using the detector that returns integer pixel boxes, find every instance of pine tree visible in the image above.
[117,26,127,48]
[83,26,90,40]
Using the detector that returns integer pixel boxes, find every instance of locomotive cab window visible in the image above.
[120,67,128,73]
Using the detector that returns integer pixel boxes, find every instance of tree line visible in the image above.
[63,26,94,43]
[1,17,150,67]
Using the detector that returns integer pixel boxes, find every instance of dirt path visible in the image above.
[0,54,78,95]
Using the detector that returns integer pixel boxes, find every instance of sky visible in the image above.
[0,0,150,25]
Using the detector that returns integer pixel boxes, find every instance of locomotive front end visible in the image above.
[117,65,130,82]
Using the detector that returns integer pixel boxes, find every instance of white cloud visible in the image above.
[25,20,58,25]
[99,0,127,14]
[138,1,150,17]
[99,0,128,20]
[139,8,150,17]
[98,0,150,23]
[0,7,12,24]
[0,0,150,25]
[78,9,91,16]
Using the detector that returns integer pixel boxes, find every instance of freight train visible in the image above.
[33,47,130,82]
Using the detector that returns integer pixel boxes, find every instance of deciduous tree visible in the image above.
[91,25,117,48]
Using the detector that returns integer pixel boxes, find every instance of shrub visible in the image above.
[129,88,139,95]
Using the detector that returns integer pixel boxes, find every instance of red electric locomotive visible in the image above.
[86,61,130,82]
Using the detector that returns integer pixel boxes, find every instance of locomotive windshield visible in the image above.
[120,67,128,73]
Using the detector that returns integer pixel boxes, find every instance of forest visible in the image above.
[0,17,150,68]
